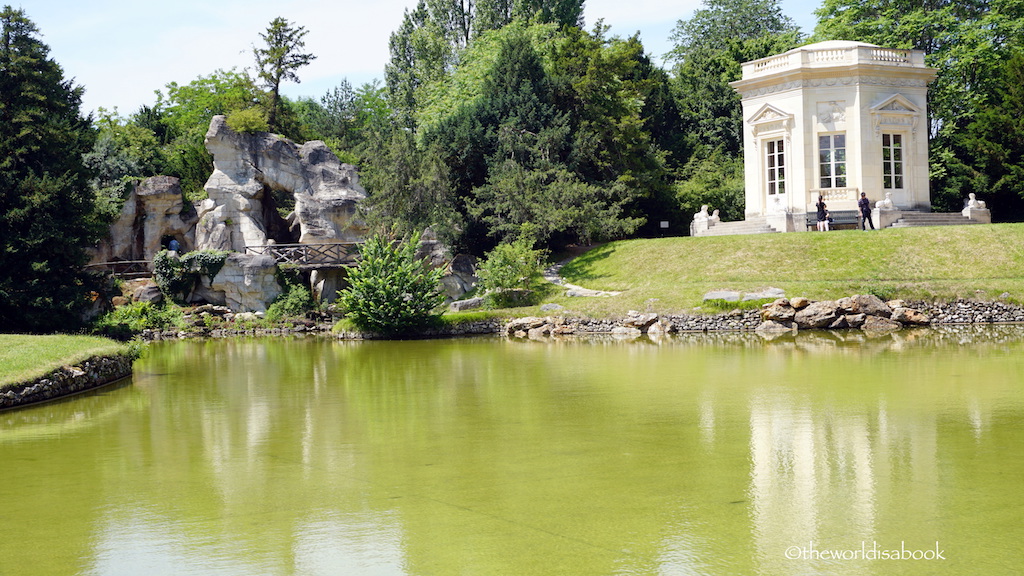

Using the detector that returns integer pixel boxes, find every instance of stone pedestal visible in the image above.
[874,208,903,229]
[962,207,991,223]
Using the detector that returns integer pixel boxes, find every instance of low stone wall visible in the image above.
[0,354,134,410]
[915,300,1024,324]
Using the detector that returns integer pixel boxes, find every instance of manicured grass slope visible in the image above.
[554,223,1024,316]
[0,334,126,388]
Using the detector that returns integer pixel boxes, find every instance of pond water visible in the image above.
[1,329,1023,576]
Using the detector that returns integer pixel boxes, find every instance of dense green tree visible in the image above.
[360,131,462,245]
[150,69,262,200]
[425,29,654,249]
[385,0,585,129]
[295,80,394,161]
[0,6,99,331]
[674,149,746,223]
[82,111,164,222]
[386,1,453,129]
[338,231,446,336]
[253,17,317,133]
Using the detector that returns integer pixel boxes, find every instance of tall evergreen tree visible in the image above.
[0,6,99,331]
[253,17,316,133]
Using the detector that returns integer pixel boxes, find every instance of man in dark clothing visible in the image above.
[858,192,875,230]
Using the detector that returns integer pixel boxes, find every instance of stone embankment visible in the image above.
[503,296,1024,340]
[132,298,1024,342]
[0,354,133,410]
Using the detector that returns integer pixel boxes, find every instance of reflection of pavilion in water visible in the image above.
[746,392,944,571]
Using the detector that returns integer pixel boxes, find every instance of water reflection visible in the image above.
[1,329,1022,575]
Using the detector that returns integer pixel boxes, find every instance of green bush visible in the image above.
[153,249,229,302]
[476,238,548,308]
[226,107,269,133]
[265,284,315,322]
[338,232,446,336]
[92,301,185,338]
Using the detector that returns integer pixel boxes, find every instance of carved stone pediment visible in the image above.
[748,104,794,138]
[870,94,921,135]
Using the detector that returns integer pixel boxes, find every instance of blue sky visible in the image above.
[23,0,821,115]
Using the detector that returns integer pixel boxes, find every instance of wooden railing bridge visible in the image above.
[245,242,362,269]
[84,260,151,279]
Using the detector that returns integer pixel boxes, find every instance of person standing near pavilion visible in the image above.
[858,192,875,230]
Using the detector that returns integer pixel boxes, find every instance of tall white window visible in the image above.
[766,139,785,195]
[882,133,904,189]
[819,134,847,188]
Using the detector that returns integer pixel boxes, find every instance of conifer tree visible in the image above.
[0,6,99,331]
[253,17,316,133]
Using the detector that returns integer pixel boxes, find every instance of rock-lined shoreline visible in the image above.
[0,354,134,410]
[128,297,1024,342]
[6,298,1022,410]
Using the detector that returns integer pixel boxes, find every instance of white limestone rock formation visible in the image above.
[208,253,282,313]
[196,115,367,252]
[91,176,197,267]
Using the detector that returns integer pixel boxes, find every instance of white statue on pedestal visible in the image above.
[876,191,895,210]
[962,193,990,220]
[964,193,986,210]
[690,204,711,236]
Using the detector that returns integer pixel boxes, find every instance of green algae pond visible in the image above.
[1,328,1022,575]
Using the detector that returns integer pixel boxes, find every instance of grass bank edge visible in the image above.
[0,334,132,390]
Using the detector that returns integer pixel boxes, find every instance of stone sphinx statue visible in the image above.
[964,193,987,210]
[875,191,895,210]
[690,205,711,236]
[709,209,721,224]
[962,193,990,220]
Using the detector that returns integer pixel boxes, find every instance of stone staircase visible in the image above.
[699,217,780,236]
[888,212,980,228]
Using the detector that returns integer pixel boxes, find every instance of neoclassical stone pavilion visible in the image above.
[694,40,974,235]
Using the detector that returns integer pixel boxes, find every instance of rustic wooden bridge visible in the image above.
[87,243,363,279]
[245,242,362,269]
[84,260,152,279]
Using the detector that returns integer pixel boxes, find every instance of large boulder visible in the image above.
[207,253,282,312]
[794,300,841,329]
[892,306,931,326]
[196,116,367,252]
[848,294,892,318]
[762,299,795,322]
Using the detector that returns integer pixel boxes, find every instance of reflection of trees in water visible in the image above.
[3,331,1022,574]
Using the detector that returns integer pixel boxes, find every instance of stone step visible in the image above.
[890,213,979,228]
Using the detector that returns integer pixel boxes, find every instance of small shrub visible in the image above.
[153,249,229,302]
[477,238,548,308]
[226,108,269,133]
[93,301,185,338]
[182,250,228,279]
[266,284,315,322]
[338,232,445,336]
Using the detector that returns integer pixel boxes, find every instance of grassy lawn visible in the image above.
[0,334,127,389]
[538,223,1024,317]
